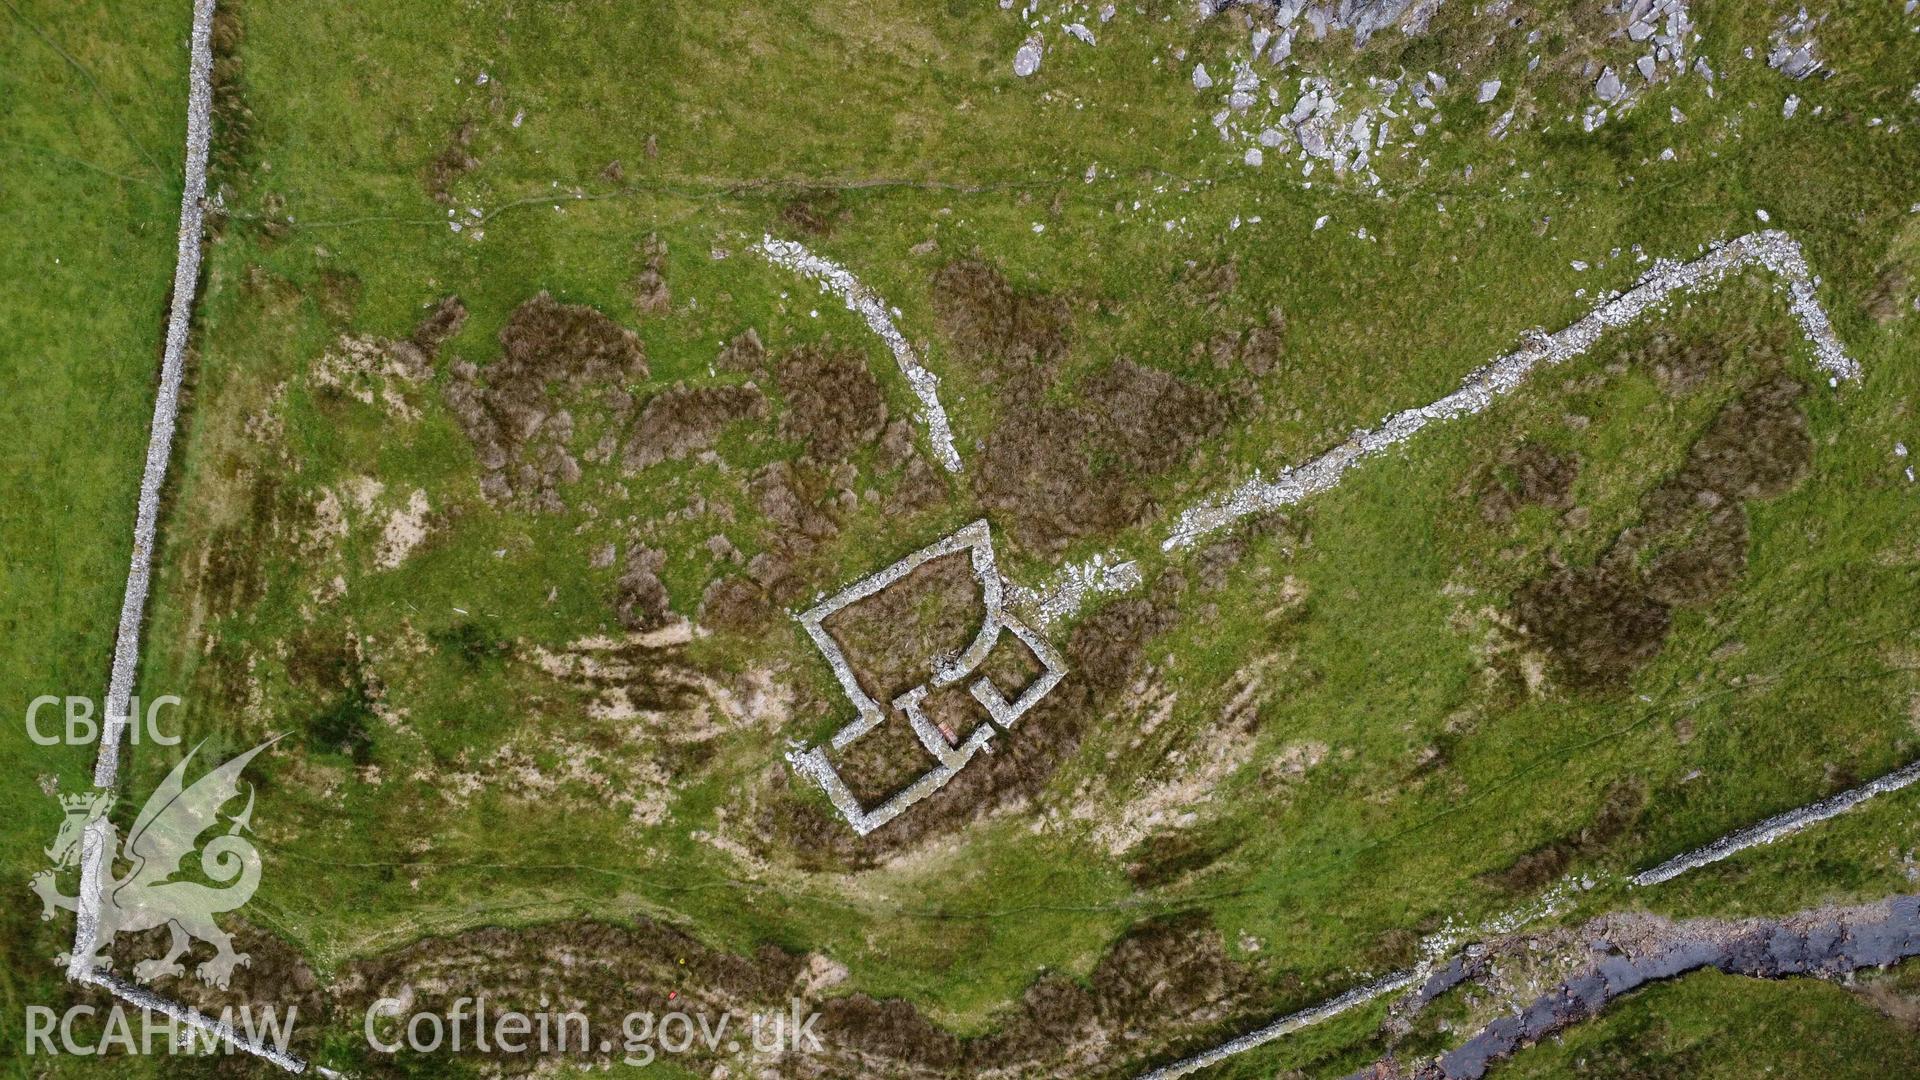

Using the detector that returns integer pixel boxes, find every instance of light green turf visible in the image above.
[0,0,197,1071]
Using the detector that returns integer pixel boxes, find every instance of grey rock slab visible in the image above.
[1013,34,1043,77]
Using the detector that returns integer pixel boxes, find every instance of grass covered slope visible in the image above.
[32,0,1920,1075]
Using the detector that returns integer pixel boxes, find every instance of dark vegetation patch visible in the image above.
[1514,556,1672,689]
[687,341,942,637]
[387,294,466,377]
[1514,374,1811,690]
[428,621,509,667]
[1865,262,1913,324]
[632,233,670,316]
[104,921,327,1062]
[776,344,889,460]
[930,258,1073,389]
[1079,358,1231,473]
[1637,330,1728,395]
[288,633,378,764]
[308,676,376,764]
[316,268,362,326]
[831,713,942,808]
[714,327,768,375]
[697,574,773,633]
[822,551,985,709]
[1480,779,1648,894]
[621,382,767,471]
[931,259,1239,554]
[974,405,1139,552]
[1655,373,1812,503]
[778,189,847,236]
[923,679,994,747]
[775,342,887,455]
[1189,307,1287,381]
[877,417,948,514]
[975,358,1231,555]
[977,627,1046,700]
[410,294,468,353]
[1480,441,1581,523]
[444,292,647,511]
[698,461,850,630]
[208,3,255,181]
[197,462,294,619]
[424,119,478,205]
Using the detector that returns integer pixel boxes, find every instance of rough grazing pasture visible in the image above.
[11,0,1920,1075]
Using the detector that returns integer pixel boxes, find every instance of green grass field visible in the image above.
[0,0,201,1068]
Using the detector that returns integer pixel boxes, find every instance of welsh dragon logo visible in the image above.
[33,737,278,989]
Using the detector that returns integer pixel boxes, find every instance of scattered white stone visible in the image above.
[1572,260,1590,271]
[1099,2,1115,22]
[1477,79,1501,103]
[1193,62,1213,89]
[1244,147,1264,166]
[1161,230,1863,554]
[1313,214,1330,231]
[756,237,963,472]
[1784,94,1801,118]
[1756,208,1771,222]
[1013,35,1044,77]
[1768,8,1824,79]
[1065,22,1095,45]
[1671,105,1688,123]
